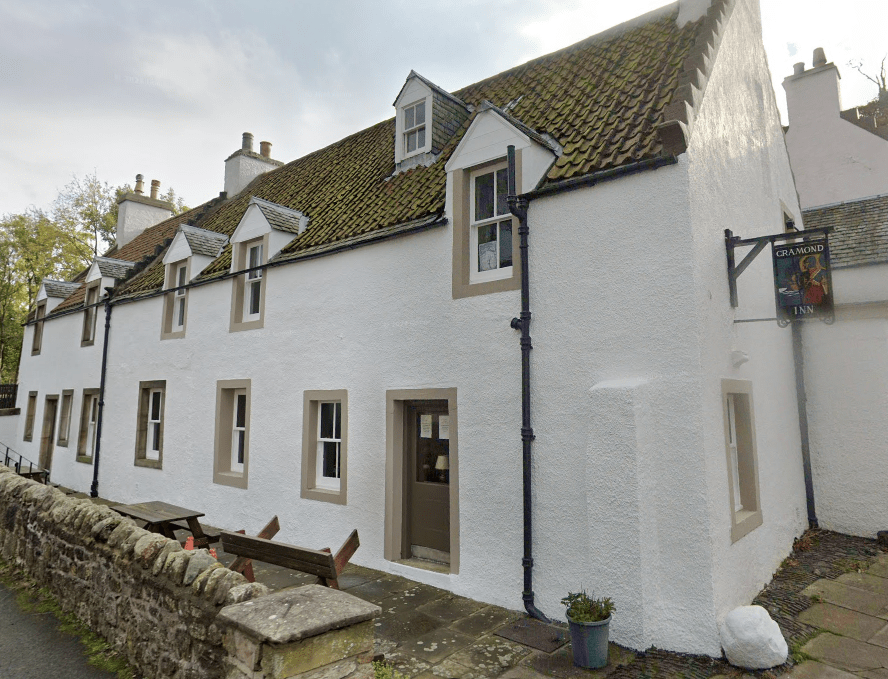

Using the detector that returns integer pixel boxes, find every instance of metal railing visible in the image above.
[1,442,49,484]
[0,384,17,409]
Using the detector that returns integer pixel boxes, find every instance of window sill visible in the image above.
[730,508,763,543]
[76,455,93,465]
[301,485,346,506]
[229,318,264,333]
[135,458,162,470]
[56,440,69,448]
[161,329,185,341]
[213,470,248,489]
[80,339,96,348]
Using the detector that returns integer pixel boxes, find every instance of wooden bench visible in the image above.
[169,520,221,544]
[221,527,359,589]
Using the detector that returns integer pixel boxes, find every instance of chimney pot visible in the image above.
[242,132,254,152]
[150,179,160,200]
[793,62,805,76]
[813,47,827,68]
[134,174,145,195]
[260,141,272,158]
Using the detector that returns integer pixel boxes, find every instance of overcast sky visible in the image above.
[1,1,885,217]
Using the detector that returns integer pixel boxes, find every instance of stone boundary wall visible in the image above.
[0,465,380,679]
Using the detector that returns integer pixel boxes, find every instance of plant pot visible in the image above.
[567,614,611,669]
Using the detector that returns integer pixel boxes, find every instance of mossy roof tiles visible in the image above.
[51,6,705,307]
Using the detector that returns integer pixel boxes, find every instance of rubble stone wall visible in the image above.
[0,465,268,679]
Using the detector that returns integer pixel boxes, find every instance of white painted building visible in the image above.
[783,52,888,539]
[13,0,810,656]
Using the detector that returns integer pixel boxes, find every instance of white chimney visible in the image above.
[115,174,174,248]
[783,48,843,127]
[223,132,283,197]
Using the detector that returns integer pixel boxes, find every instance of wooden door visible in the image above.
[39,396,58,471]
[404,400,450,562]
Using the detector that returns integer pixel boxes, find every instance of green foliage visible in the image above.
[373,660,408,679]
[561,590,615,623]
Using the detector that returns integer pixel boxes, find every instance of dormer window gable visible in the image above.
[163,224,229,283]
[228,197,307,274]
[394,71,471,172]
[85,257,136,294]
[37,280,81,314]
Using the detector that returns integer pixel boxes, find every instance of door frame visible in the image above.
[39,394,59,471]
[385,388,459,574]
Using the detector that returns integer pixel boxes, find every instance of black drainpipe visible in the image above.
[791,321,818,529]
[507,145,549,623]
[90,291,114,498]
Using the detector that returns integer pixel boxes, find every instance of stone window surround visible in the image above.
[23,391,37,442]
[452,152,522,300]
[81,281,101,347]
[31,300,46,355]
[722,378,763,543]
[229,235,268,333]
[161,259,190,340]
[77,388,100,464]
[134,380,166,470]
[56,389,74,447]
[384,387,459,574]
[213,379,251,489]
[300,389,348,505]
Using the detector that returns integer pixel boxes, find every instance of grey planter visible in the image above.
[567,614,611,669]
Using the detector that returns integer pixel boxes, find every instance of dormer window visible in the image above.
[404,101,426,155]
[245,242,264,320]
[81,283,100,346]
[162,259,190,340]
[470,164,513,282]
[173,264,187,330]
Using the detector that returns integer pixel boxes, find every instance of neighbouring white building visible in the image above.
[783,50,888,539]
[11,0,812,656]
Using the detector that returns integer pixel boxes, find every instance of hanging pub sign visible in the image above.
[771,238,834,324]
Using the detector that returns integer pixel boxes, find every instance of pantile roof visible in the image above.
[46,0,737,308]
[803,194,888,268]
[250,197,305,234]
[42,280,81,298]
[180,224,229,257]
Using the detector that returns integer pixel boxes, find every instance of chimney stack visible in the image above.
[150,180,160,200]
[134,174,145,195]
[242,132,254,152]
[813,48,827,68]
[225,132,282,197]
[793,62,805,76]
[260,141,272,158]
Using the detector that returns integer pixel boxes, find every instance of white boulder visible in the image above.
[720,605,788,669]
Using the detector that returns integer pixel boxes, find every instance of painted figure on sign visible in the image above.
[799,254,828,305]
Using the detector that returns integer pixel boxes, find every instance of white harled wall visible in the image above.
[685,0,807,648]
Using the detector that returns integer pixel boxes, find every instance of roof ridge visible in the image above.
[803,192,888,212]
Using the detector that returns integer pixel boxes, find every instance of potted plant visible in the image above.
[561,590,615,669]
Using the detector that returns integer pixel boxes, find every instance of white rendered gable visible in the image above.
[35,284,59,313]
[162,230,213,281]
[445,110,556,190]
[229,201,301,273]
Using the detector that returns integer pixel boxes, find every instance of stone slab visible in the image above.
[788,661,859,678]
[802,632,888,672]
[867,624,888,649]
[217,584,380,644]
[494,619,567,653]
[798,603,887,641]
[373,610,444,644]
[344,576,414,605]
[868,557,888,579]
[449,607,522,637]
[835,573,888,597]
[399,627,476,664]
[447,635,532,678]
[861,671,888,679]
[801,580,888,618]
[415,657,492,679]
[379,585,447,615]
[416,595,487,623]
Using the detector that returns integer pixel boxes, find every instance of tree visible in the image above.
[848,56,888,105]
[52,172,117,257]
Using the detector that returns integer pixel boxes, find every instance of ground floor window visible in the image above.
[77,389,100,463]
[722,379,763,542]
[301,390,347,505]
[135,381,165,469]
[23,391,37,441]
[213,379,250,489]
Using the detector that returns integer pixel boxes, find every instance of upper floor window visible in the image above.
[161,260,189,340]
[245,242,264,320]
[173,264,187,330]
[404,101,426,156]
[470,164,513,283]
[31,301,46,355]
[81,284,100,346]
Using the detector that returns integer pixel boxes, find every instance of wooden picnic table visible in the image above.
[111,501,214,549]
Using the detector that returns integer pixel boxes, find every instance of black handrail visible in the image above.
[1,442,49,484]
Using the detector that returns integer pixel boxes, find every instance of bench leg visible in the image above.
[228,516,280,584]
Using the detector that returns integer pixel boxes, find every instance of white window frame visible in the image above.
[721,379,763,543]
[231,388,247,474]
[77,390,99,462]
[403,100,427,157]
[244,242,264,321]
[173,264,187,331]
[146,388,163,461]
[469,163,514,284]
[82,284,99,345]
[315,401,342,491]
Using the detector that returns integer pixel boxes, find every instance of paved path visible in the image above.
[787,553,888,677]
[0,582,116,679]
